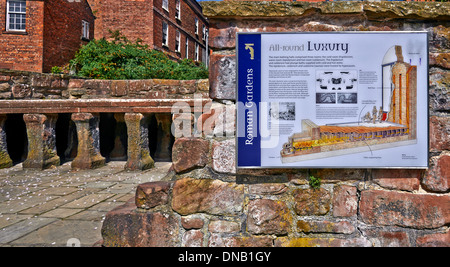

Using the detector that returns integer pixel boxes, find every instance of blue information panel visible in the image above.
[236,32,429,169]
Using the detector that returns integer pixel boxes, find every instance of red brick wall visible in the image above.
[90,0,154,45]
[153,0,208,62]
[0,0,45,72]
[0,0,94,73]
[43,0,95,72]
[92,0,208,63]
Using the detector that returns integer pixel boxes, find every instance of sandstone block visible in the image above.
[423,152,450,193]
[362,229,411,247]
[71,113,106,170]
[181,216,204,230]
[209,53,236,100]
[293,188,331,216]
[171,137,209,173]
[23,114,60,169]
[430,116,450,152]
[111,80,129,97]
[0,115,12,169]
[209,220,240,233]
[172,178,244,216]
[211,139,236,174]
[332,185,358,217]
[135,181,172,209]
[198,102,235,137]
[11,84,32,98]
[359,190,450,229]
[102,202,179,247]
[247,199,291,235]
[372,169,421,192]
[275,236,371,247]
[208,25,237,50]
[182,230,203,247]
[248,183,288,195]
[297,220,355,234]
[124,113,154,171]
[416,231,450,247]
[208,234,273,247]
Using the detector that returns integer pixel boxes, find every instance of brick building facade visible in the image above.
[0,0,95,73]
[89,0,208,63]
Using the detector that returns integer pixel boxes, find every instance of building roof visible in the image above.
[319,125,405,134]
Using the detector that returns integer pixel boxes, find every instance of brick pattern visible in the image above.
[89,0,208,62]
[0,0,94,73]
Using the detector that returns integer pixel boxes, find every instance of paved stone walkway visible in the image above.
[0,161,171,247]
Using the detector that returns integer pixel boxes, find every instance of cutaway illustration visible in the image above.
[281,46,417,163]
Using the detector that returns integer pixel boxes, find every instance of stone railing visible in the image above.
[100,1,450,247]
[0,69,210,170]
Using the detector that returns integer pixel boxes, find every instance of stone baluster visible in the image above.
[124,113,154,170]
[155,113,172,161]
[23,114,60,169]
[0,115,13,169]
[71,113,105,170]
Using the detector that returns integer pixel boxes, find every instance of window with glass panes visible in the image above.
[162,22,168,46]
[7,0,26,31]
[175,31,180,52]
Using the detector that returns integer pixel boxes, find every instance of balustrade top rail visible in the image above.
[0,98,210,114]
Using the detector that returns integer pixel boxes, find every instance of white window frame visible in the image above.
[202,25,206,41]
[195,43,199,61]
[175,0,181,20]
[162,22,169,47]
[175,31,181,53]
[162,0,169,12]
[82,20,90,40]
[6,0,26,32]
[185,38,189,59]
[195,18,199,36]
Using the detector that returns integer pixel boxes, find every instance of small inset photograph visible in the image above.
[316,93,336,104]
[337,93,357,104]
[269,102,295,120]
[316,70,358,92]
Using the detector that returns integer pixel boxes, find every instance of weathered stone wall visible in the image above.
[0,69,209,101]
[101,1,450,247]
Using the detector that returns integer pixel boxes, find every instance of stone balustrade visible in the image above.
[0,69,211,170]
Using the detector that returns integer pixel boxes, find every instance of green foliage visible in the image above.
[70,32,208,80]
[309,175,321,189]
[51,66,62,74]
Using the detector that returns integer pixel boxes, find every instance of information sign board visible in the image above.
[236,32,428,168]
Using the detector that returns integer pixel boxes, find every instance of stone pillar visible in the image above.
[155,113,172,161]
[110,113,127,161]
[71,113,105,170]
[124,113,154,170]
[23,114,60,169]
[0,115,13,169]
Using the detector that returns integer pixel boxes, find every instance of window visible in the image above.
[202,25,206,41]
[162,22,168,47]
[175,0,181,20]
[162,0,169,11]
[6,0,26,31]
[82,20,90,40]
[195,43,199,61]
[195,18,198,36]
[185,38,189,59]
[175,31,180,53]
